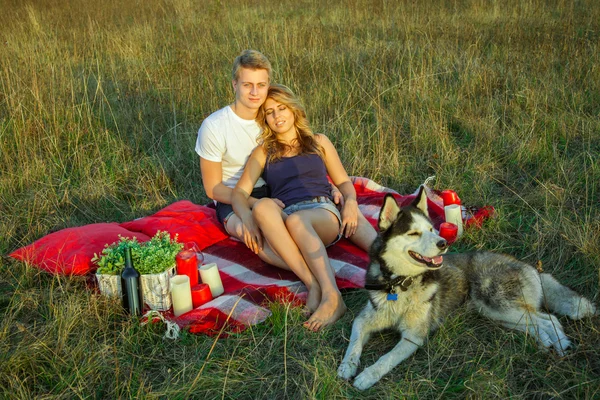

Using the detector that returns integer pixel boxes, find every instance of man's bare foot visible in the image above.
[306,284,322,313]
[303,293,346,332]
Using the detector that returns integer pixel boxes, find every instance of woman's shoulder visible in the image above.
[250,144,268,160]
[252,143,267,153]
[314,133,334,148]
[314,133,331,143]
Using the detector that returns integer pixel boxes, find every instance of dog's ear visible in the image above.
[379,194,401,231]
[411,185,429,217]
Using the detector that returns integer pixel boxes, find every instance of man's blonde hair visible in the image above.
[232,49,272,81]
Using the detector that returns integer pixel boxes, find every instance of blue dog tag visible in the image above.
[387,293,398,301]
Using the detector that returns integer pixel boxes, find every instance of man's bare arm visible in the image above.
[199,157,234,203]
[199,157,261,206]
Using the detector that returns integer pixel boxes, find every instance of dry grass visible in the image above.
[1,0,599,398]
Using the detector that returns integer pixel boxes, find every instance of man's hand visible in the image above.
[240,217,264,254]
[332,185,344,207]
[272,198,285,209]
[248,197,284,209]
[340,198,359,238]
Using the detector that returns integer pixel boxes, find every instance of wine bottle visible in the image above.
[121,247,142,315]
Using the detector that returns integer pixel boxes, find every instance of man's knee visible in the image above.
[225,214,244,239]
[351,214,377,251]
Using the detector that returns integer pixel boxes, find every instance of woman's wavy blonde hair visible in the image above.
[256,84,324,162]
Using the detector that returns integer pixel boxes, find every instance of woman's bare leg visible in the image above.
[226,213,290,269]
[251,198,322,312]
[285,209,346,331]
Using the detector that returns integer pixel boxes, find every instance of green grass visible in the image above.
[1,0,599,398]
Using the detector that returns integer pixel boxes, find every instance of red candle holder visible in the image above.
[191,283,212,308]
[441,190,461,206]
[176,242,200,287]
[439,222,458,244]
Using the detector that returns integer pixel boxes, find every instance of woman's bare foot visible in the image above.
[300,306,312,318]
[303,292,346,332]
[306,284,322,313]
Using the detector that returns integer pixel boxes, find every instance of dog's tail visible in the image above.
[540,273,597,319]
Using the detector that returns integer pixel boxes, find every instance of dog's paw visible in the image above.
[337,361,358,380]
[570,298,596,319]
[533,313,571,356]
[353,368,379,390]
[550,333,571,357]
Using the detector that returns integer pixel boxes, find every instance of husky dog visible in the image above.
[338,187,596,390]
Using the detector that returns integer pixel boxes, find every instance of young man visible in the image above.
[196,50,376,270]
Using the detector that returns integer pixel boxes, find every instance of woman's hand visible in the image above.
[240,216,263,254]
[340,198,359,238]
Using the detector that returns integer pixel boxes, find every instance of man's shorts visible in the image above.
[215,185,270,226]
[282,196,343,246]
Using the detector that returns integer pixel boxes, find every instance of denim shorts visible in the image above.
[283,196,343,246]
[216,185,269,226]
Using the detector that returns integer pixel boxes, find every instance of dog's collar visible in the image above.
[364,275,414,293]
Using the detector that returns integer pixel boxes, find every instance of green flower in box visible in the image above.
[93,231,183,275]
[136,231,184,274]
[94,231,184,311]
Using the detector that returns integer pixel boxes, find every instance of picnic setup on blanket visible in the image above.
[9,177,494,338]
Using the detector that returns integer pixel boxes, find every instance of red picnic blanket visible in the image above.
[9,177,494,336]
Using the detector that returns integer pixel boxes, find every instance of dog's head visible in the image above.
[376,186,448,275]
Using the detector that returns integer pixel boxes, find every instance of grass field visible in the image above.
[1,0,599,398]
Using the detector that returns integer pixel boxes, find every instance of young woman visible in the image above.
[232,84,360,331]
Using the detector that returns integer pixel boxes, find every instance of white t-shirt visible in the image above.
[196,105,266,189]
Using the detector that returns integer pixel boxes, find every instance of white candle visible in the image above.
[199,262,225,297]
[444,204,464,237]
[170,275,193,317]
